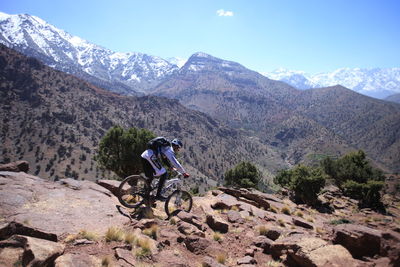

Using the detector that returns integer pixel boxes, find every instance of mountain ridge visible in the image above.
[264,67,400,99]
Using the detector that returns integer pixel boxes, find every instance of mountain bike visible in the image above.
[118,173,193,217]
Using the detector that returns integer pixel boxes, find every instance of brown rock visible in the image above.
[184,235,211,255]
[1,235,65,267]
[237,256,257,265]
[227,210,244,224]
[0,161,29,172]
[333,224,382,259]
[0,222,57,242]
[252,235,274,252]
[292,217,314,229]
[115,248,136,266]
[177,211,206,231]
[265,227,282,241]
[206,215,229,233]
[0,172,130,236]
[177,221,205,237]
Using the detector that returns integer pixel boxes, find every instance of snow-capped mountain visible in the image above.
[0,12,178,94]
[263,68,400,99]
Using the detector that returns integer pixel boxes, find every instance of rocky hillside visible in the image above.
[1,164,399,266]
[0,44,287,184]
[153,53,400,173]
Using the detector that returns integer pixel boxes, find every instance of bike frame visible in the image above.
[149,175,183,197]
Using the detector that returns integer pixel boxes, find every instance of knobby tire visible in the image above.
[118,175,148,209]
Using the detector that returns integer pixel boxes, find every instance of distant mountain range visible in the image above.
[263,68,400,99]
[0,12,178,95]
[1,11,400,100]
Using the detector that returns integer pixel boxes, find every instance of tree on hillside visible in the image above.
[96,125,155,179]
[224,161,261,189]
[274,165,326,205]
[320,150,385,209]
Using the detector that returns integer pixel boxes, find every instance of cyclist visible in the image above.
[141,138,190,201]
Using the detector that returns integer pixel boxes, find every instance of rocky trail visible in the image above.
[0,162,399,266]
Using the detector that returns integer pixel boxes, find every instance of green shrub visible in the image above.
[224,161,262,189]
[274,165,326,205]
[321,150,385,209]
[96,126,155,178]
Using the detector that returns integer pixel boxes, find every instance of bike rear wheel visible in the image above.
[164,190,193,217]
[118,175,148,208]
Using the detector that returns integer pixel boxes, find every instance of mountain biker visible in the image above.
[141,138,190,201]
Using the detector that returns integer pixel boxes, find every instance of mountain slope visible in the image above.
[0,45,287,184]
[0,12,178,95]
[153,53,400,172]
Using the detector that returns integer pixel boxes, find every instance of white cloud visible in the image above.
[217,9,234,17]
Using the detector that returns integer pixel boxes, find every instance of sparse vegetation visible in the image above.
[124,231,136,245]
[105,227,124,242]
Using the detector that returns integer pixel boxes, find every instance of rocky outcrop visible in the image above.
[0,172,130,236]
[0,161,29,172]
[0,235,65,267]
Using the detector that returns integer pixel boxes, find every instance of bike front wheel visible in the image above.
[164,190,193,217]
[118,175,148,209]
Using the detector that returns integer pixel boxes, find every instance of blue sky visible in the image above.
[1,0,399,73]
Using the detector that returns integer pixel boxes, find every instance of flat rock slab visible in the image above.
[0,172,130,236]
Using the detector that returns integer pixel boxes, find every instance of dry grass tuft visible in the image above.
[216,253,226,264]
[213,231,223,242]
[135,238,152,258]
[101,255,113,267]
[257,225,268,236]
[105,227,124,242]
[281,206,291,215]
[143,225,158,240]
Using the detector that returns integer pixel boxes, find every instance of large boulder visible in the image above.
[333,224,382,259]
[0,235,65,267]
[0,172,130,236]
[54,253,102,267]
[271,234,362,266]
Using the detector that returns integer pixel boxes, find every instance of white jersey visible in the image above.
[141,146,186,177]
